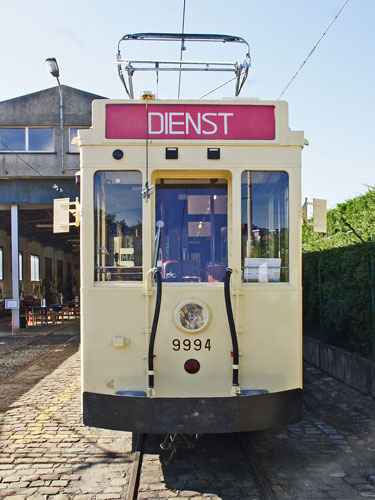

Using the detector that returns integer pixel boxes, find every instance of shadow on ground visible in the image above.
[143,433,260,500]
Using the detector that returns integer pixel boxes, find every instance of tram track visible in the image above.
[238,432,278,500]
[0,332,79,385]
[125,432,277,500]
[126,433,147,500]
[0,330,57,359]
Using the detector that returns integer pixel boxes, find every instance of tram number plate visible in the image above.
[172,339,211,351]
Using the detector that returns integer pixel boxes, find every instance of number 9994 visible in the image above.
[172,338,211,351]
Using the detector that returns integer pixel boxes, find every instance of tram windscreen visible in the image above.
[155,178,228,283]
[94,171,142,281]
[241,171,289,283]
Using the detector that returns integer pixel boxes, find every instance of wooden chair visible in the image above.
[53,306,64,324]
[30,307,44,326]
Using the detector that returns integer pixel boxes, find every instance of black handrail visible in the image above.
[148,268,162,390]
[224,267,239,387]
[153,221,164,268]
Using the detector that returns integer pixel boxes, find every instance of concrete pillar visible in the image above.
[11,204,20,333]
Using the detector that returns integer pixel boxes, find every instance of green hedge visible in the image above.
[302,188,375,358]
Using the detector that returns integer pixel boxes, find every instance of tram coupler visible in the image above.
[160,433,199,464]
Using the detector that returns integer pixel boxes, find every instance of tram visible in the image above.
[57,34,324,434]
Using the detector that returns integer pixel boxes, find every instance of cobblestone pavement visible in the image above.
[0,324,374,499]
[245,366,375,499]
[0,324,133,500]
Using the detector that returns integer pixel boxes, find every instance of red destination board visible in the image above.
[106,104,275,140]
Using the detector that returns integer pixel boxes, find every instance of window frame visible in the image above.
[30,254,40,282]
[94,170,143,283]
[0,127,54,152]
[154,176,229,284]
[69,127,89,153]
[0,248,3,280]
[240,170,290,285]
[19,251,23,281]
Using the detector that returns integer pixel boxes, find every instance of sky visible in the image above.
[1,0,374,209]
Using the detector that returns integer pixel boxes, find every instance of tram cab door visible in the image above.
[152,175,232,398]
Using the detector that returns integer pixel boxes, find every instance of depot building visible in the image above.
[0,85,105,330]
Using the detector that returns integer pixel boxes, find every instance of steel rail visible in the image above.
[238,433,278,500]
[0,323,70,359]
[0,331,55,359]
[126,433,147,500]
[0,334,79,385]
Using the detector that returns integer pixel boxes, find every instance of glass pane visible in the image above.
[69,128,79,152]
[94,171,142,282]
[0,128,25,151]
[30,256,34,281]
[29,128,54,151]
[0,248,3,280]
[19,252,22,281]
[177,302,208,331]
[241,171,289,283]
[156,178,228,283]
[31,255,40,281]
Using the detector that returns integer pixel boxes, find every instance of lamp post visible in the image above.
[46,57,64,172]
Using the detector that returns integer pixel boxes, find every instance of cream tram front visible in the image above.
[78,95,305,433]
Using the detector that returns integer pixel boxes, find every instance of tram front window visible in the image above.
[155,178,228,283]
[241,171,289,283]
[94,171,142,282]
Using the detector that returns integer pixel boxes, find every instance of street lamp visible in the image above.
[46,57,64,172]
[46,57,60,78]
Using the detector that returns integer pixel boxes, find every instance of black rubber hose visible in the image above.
[148,269,162,389]
[224,267,239,386]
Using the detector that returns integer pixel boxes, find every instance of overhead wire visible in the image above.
[177,0,187,99]
[277,0,351,100]
[198,75,238,100]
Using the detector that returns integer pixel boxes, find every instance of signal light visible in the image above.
[184,359,200,374]
[112,149,124,160]
[166,147,178,159]
[207,147,220,159]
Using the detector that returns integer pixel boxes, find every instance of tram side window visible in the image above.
[241,171,289,283]
[94,171,142,282]
[155,178,228,283]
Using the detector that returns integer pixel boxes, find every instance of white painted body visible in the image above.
[79,99,303,405]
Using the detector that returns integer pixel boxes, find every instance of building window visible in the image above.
[0,129,25,151]
[19,252,23,281]
[30,254,40,282]
[0,248,3,280]
[0,128,54,152]
[29,128,54,151]
[69,127,88,152]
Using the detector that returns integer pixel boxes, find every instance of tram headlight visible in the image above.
[174,299,211,334]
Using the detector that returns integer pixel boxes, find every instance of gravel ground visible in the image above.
[0,322,79,382]
[0,336,42,356]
